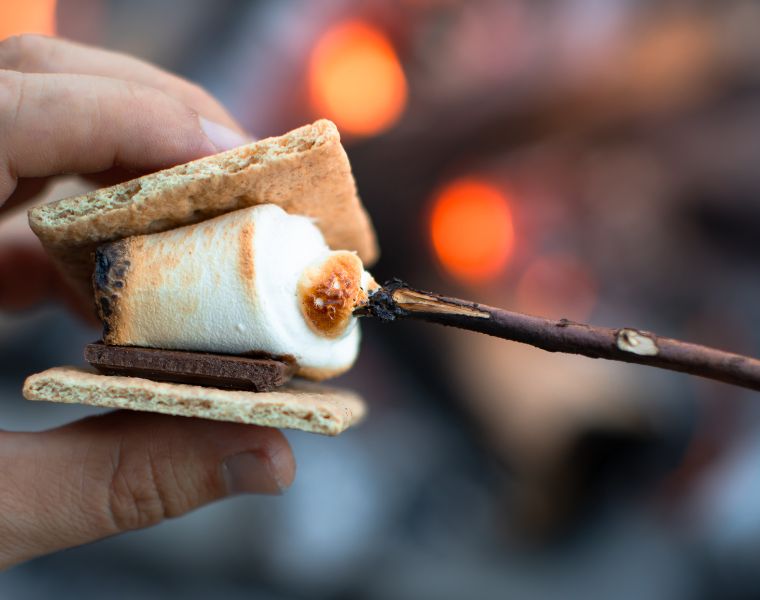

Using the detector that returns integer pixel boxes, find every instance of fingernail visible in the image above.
[199,117,252,152]
[222,451,287,496]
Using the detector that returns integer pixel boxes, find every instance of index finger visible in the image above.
[0,34,243,134]
[0,70,245,206]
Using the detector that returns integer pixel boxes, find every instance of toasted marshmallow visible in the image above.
[93,204,376,380]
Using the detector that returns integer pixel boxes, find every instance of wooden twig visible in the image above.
[355,279,760,392]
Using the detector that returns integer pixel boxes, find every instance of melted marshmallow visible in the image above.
[107,204,375,380]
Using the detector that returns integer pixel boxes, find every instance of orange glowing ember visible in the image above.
[309,20,407,137]
[0,0,57,39]
[430,178,515,283]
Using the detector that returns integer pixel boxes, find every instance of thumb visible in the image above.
[0,411,295,569]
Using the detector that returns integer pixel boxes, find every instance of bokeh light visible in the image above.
[430,178,515,283]
[0,0,57,39]
[309,20,407,137]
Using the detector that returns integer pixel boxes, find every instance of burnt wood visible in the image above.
[85,342,295,392]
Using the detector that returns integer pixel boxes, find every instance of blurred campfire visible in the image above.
[237,0,760,534]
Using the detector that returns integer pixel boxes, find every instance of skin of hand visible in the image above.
[0,35,296,569]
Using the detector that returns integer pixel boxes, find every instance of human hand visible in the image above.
[0,35,295,569]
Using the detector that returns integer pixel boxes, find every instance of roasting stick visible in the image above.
[355,279,760,392]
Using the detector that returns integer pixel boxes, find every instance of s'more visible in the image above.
[22,120,378,436]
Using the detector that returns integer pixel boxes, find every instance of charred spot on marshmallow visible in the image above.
[298,252,366,339]
[93,239,131,340]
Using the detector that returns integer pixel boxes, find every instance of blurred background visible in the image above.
[1,0,760,598]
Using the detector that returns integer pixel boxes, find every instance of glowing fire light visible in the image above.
[430,178,515,283]
[309,20,407,137]
[0,0,57,39]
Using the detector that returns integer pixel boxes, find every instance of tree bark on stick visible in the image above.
[356,280,760,392]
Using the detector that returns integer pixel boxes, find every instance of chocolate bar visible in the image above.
[85,342,295,392]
